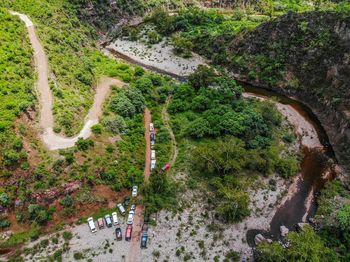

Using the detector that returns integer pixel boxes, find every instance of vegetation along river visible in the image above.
[104,47,338,243]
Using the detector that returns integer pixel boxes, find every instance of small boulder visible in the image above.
[254,234,266,245]
[280,225,289,237]
[297,223,309,231]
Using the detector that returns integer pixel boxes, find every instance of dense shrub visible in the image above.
[103,115,127,134]
[75,138,94,151]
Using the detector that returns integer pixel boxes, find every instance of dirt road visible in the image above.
[11,11,125,150]
[127,108,151,262]
[161,96,178,167]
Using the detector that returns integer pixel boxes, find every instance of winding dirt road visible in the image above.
[11,11,125,150]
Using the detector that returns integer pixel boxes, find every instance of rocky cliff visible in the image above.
[223,11,350,174]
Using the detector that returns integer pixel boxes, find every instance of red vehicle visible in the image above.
[161,163,171,172]
[97,218,104,229]
[125,225,133,241]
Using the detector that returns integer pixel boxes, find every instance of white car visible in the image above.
[87,217,97,233]
[117,203,126,215]
[132,186,138,197]
[149,123,154,132]
[150,159,156,170]
[131,204,136,211]
[112,212,118,226]
[151,150,156,160]
[127,210,135,225]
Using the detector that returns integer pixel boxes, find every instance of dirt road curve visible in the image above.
[162,96,178,167]
[11,11,125,150]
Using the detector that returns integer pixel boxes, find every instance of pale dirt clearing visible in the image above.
[11,11,125,150]
[107,38,207,77]
[141,175,288,261]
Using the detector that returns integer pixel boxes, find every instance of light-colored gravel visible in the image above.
[141,175,287,262]
[107,38,206,77]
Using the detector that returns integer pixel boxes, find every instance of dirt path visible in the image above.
[162,96,178,167]
[11,11,125,150]
[126,108,151,262]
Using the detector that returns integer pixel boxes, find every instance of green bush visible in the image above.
[75,138,94,151]
[103,115,127,134]
[91,124,102,135]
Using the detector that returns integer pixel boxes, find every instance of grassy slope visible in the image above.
[0,0,172,248]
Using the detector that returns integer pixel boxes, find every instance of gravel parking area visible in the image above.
[22,214,144,262]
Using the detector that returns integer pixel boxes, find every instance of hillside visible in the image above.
[223,11,350,174]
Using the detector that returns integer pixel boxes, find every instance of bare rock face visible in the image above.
[280,225,289,237]
[31,180,82,204]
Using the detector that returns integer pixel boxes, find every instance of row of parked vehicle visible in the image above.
[150,123,156,170]
[86,186,139,242]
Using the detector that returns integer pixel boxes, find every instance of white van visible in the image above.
[150,159,156,170]
[87,217,97,233]
[151,150,156,160]
[112,212,118,226]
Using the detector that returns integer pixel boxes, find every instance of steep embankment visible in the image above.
[222,12,350,174]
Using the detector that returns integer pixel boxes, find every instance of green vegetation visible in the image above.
[256,226,337,261]
[169,66,298,222]
[0,8,34,173]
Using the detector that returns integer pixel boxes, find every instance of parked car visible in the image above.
[150,159,156,170]
[97,218,104,229]
[125,225,133,241]
[117,203,126,215]
[151,150,156,160]
[150,132,155,142]
[105,214,112,228]
[149,123,154,132]
[115,227,122,241]
[123,197,130,207]
[87,217,97,233]
[161,163,171,172]
[132,186,138,197]
[131,204,136,211]
[112,212,118,226]
[141,232,148,248]
[144,214,150,223]
[142,223,148,232]
[127,210,135,225]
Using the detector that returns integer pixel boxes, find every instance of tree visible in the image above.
[185,117,210,138]
[337,204,350,230]
[255,226,337,261]
[147,30,161,44]
[103,115,127,134]
[0,193,10,207]
[28,204,51,224]
[172,33,193,58]
[216,188,250,222]
[110,94,136,117]
[189,65,217,90]
[75,138,94,151]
